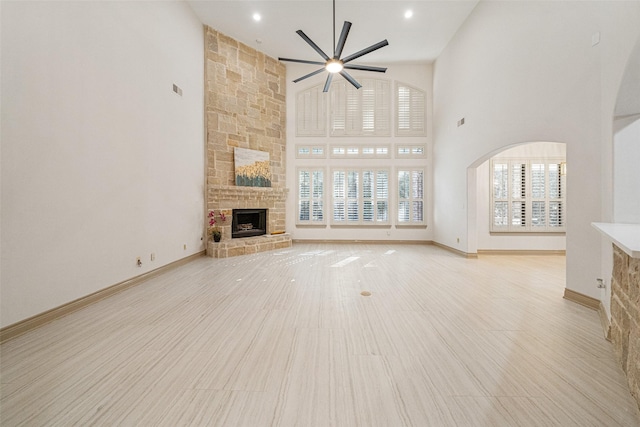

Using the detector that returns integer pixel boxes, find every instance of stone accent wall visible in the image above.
[205,26,286,188]
[204,26,289,256]
[611,244,640,411]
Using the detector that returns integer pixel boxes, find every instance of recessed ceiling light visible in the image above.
[404,10,413,19]
[253,13,261,22]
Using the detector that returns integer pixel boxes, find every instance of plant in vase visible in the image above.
[208,210,226,242]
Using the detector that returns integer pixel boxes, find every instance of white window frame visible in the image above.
[396,82,427,136]
[330,167,391,225]
[490,159,566,233]
[297,167,326,225]
[397,168,425,225]
[396,144,426,159]
[329,144,392,159]
[296,144,327,159]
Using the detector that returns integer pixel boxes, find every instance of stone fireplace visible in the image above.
[204,26,291,258]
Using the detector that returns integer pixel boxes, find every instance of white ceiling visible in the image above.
[186,0,479,65]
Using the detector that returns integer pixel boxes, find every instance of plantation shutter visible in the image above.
[396,83,426,136]
[412,170,424,222]
[298,170,310,221]
[531,163,546,228]
[511,163,526,228]
[548,163,564,228]
[347,170,359,222]
[490,159,566,232]
[296,85,326,136]
[362,85,375,133]
[363,170,374,222]
[331,83,347,135]
[345,84,360,134]
[493,163,508,227]
[330,78,390,136]
[376,170,389,222]
[297,169,325,224]
[333,171,346,222]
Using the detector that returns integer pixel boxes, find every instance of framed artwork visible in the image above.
[234,147,271,187]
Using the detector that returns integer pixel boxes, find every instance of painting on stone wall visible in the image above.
[234,147,272,187]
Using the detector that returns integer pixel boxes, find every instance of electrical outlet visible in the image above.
[183,244,187,250]
[151,253,155,261]
[456,237,460,243]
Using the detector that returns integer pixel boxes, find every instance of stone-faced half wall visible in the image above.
[204,26,289,253]
[611,244,640,411]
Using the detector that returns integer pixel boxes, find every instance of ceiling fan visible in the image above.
[278,0,389,92]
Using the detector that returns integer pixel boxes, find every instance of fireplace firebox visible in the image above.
[232,209,267,238]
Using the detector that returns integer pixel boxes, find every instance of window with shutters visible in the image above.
[491,159,566,232]
[330,78,391,136]
[296,85,326,136]
[397,169,425,224]
[396,83,426,136]
[297,168,325,224]
[331,168,390,225]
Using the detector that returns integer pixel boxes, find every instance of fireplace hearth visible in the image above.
[232,209,267,238]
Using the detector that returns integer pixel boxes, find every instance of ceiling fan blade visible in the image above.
[339,70,362,90]
[296,30,330,61]
[293,68,326,83]
[323,74,334,92]
[341,40,389,64]
[334,21,352,58]
[343,64,387,73]
[279,57,326,66]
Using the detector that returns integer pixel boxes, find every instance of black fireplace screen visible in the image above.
[232,209,267,238]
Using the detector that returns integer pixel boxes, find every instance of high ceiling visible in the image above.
[186,1,480,65]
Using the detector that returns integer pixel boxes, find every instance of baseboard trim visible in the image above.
[477,249,566,256]
[564,289,612,341]
[291,239,432,245]
[598,301,612,342]
[432,241,478,259]
[0,251,205,344]
[563,288,600,311]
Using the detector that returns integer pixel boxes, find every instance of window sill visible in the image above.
[330,224,392,228]
[489,231,566,236]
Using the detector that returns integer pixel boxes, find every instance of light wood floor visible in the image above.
[1,243,639,426]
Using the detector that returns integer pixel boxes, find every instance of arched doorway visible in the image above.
[466,141,567,254]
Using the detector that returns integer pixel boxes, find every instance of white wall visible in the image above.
[613,116,640,223]
[284,63,433,241]
[0,1,205,327]
[476,142,566,251]
[433,1,640,299]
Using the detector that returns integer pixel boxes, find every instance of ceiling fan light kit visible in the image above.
[278,0,389,92]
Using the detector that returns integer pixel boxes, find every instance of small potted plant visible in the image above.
[208,210,226,242]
